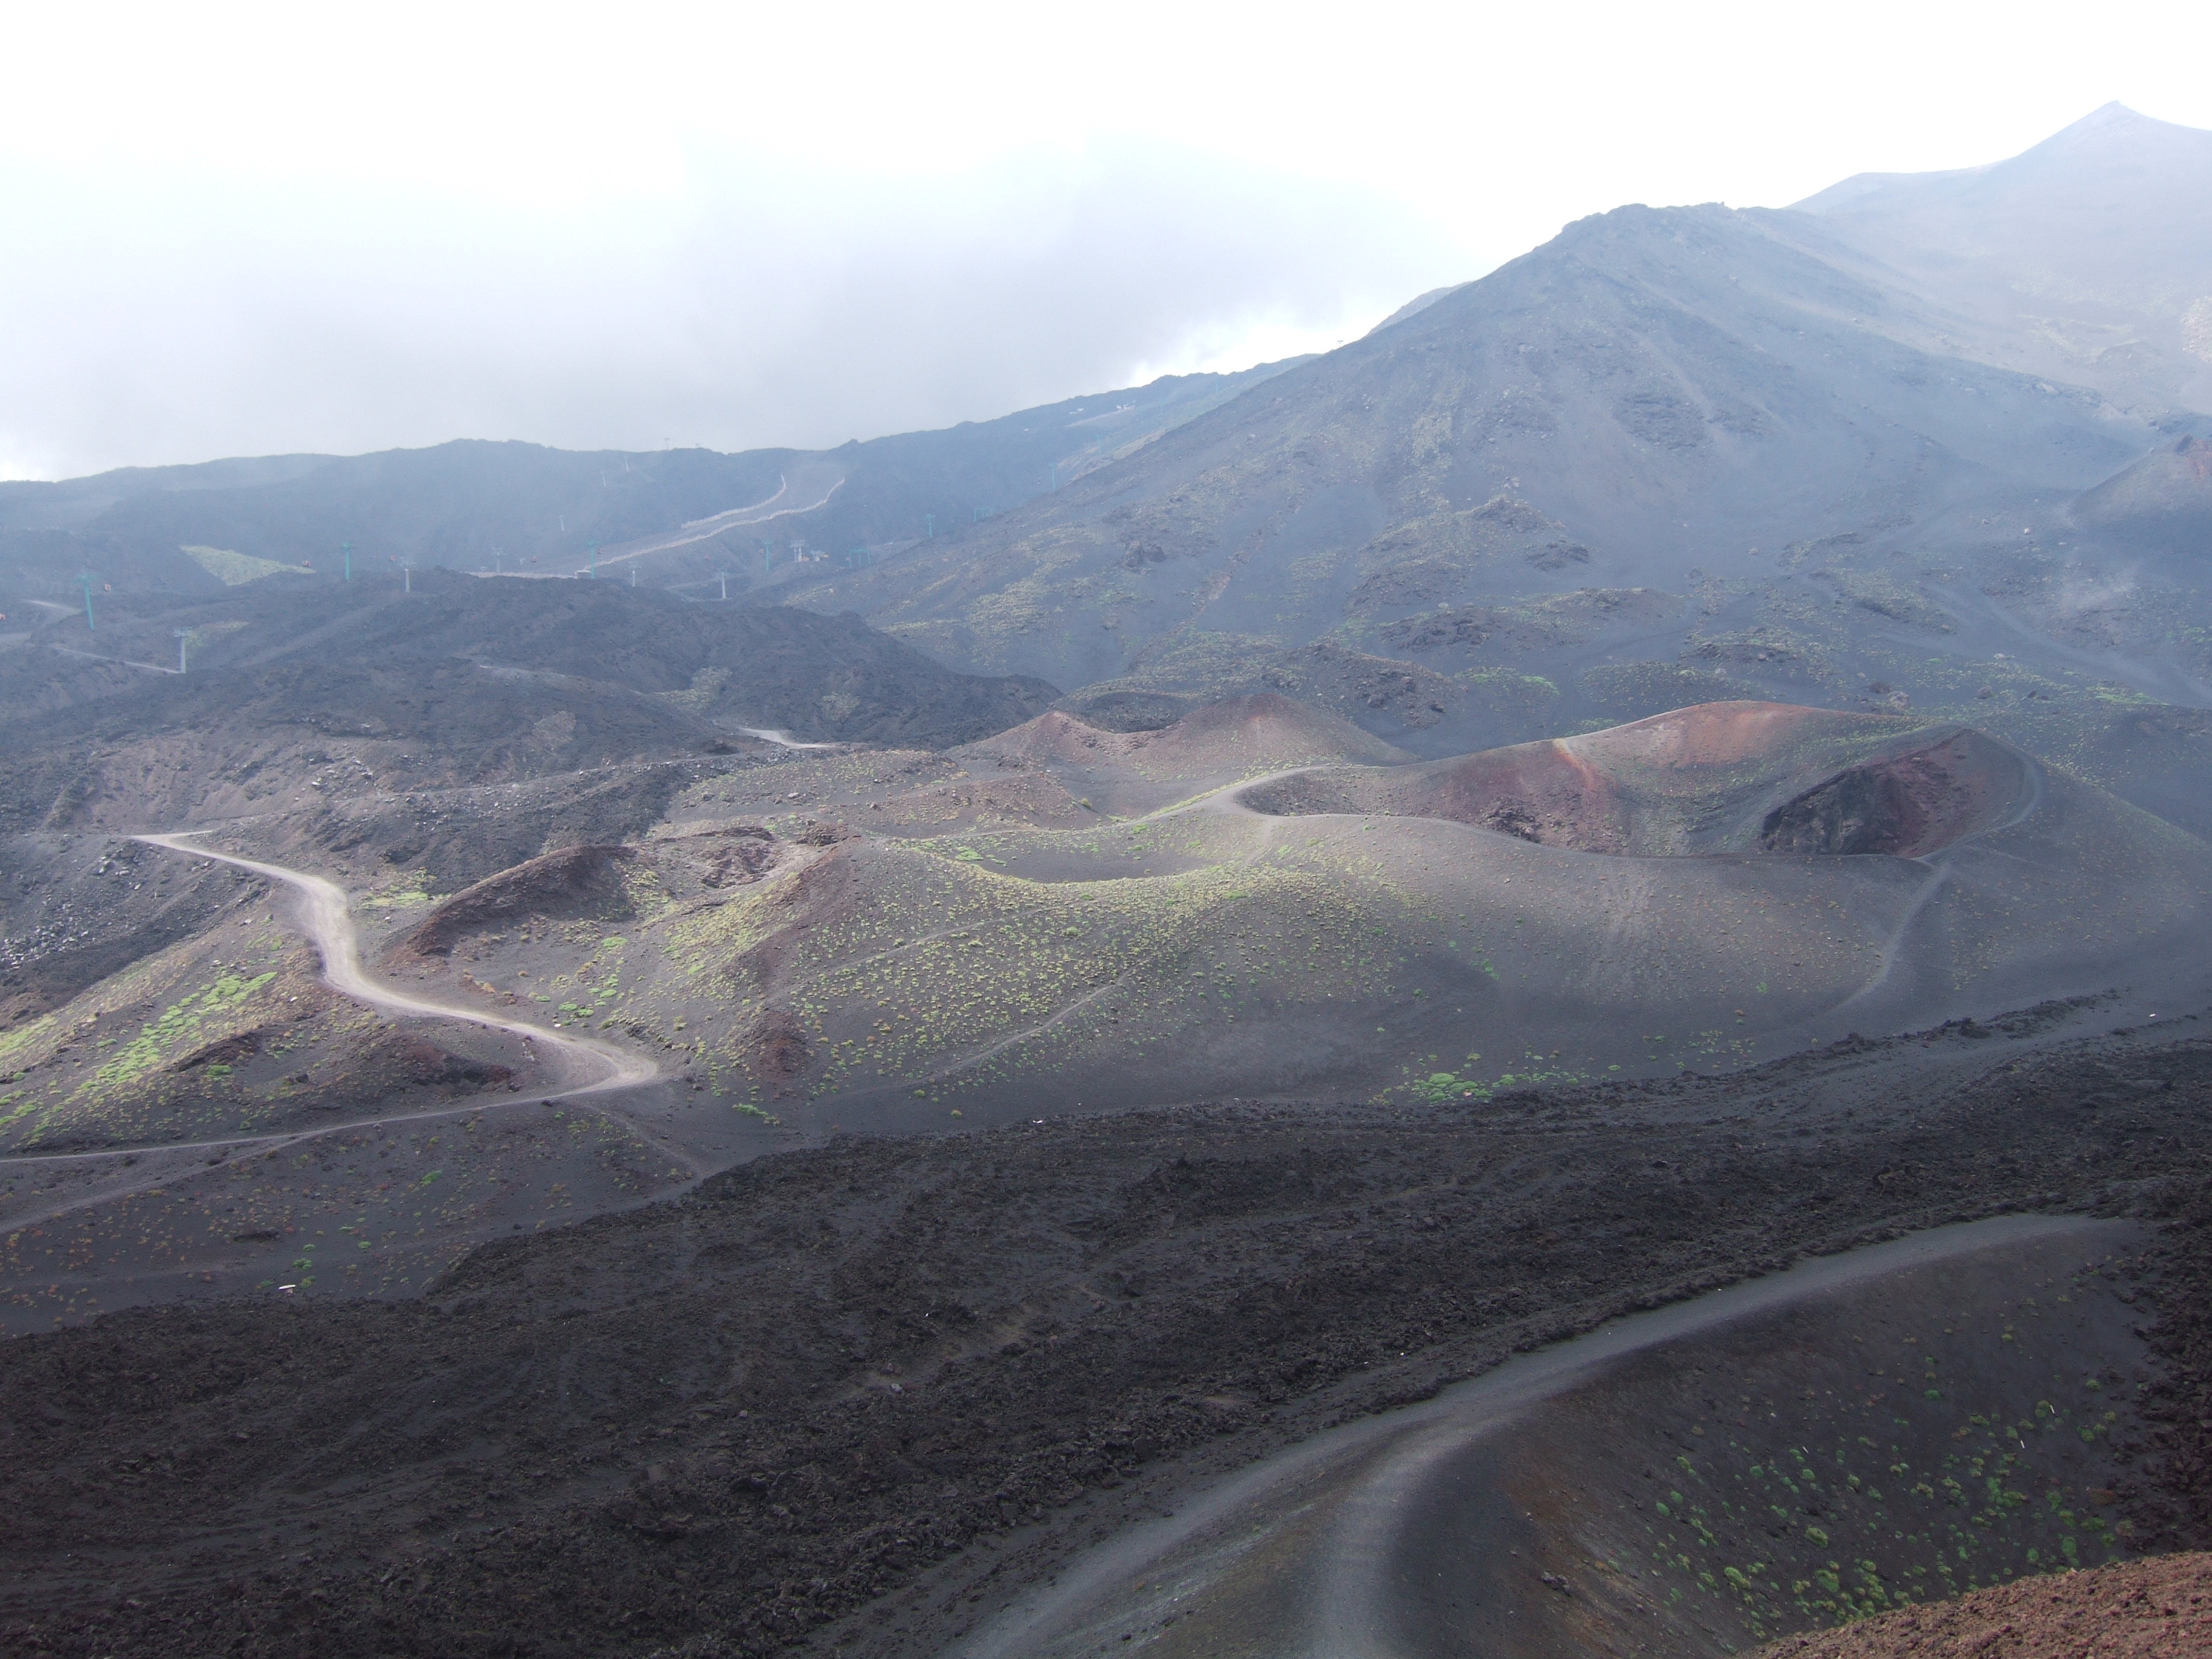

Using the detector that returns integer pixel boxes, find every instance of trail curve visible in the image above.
[0,838,678,1237]
[134,833,657,1096]
[953,1215,2130,1659]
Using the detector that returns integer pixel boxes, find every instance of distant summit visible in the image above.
[1793,103,2212,216]
[781,191,2165,704]
[1789,103,2212,409]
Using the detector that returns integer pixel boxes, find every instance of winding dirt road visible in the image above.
[0,838,680,1277]
[593,466,850,568]
[134,832,657,1095]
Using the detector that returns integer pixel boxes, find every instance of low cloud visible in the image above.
[0,140,1461,479]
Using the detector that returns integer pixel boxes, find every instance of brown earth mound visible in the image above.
[1242,702,2031,859]
[388,843,635,960]
[1242,740,1632,851]
[962,693,1407,779]
[1759,1553,2212,1659]
[1144,692,1410,769]
[1574,698,1851,770]
[676,826,780,889]
[958,709,1134,767]
[386,1035,516,1093]
[169,1028,267,1071]
[1059,689,1191,732]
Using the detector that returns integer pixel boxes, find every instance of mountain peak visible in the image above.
[1794,102,2212,217]
[2006,99,2212,176]
[2036,99,2185,147]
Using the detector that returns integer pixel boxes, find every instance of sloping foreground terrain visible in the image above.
[955,1217,2148,1657]
[1759,1553,2212,1659]
[5,1018,2212,1657]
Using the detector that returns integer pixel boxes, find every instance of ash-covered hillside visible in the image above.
[0,575,1059,846]
[1795,103,2212,412]
[0,361,1297,610]
[763,110,2210,797]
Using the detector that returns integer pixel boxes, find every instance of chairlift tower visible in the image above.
[717,571,730,600]
[402,559,414,594]
[173,628,192,673]
[340,541,354,582]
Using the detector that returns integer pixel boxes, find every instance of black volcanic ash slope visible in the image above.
[748,115,2212,835]
[780,198,2169,694]
[7,1025,2212,1658]
[0,575,1059,837]
[0,363,1298,596]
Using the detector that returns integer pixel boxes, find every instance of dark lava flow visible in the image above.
[959,1218,2144,1659]
[5,1013,2212,1657]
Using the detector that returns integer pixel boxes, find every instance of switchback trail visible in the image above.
[134,832,659,1096]
[0,838,683,1264]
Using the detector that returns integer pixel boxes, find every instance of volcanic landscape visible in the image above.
[4,103,2212,1659]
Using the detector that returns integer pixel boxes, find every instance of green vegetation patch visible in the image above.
[359,869,438,910]
[181,544,311,586]
[82,971,278,1099]
[1459,666,1562,715]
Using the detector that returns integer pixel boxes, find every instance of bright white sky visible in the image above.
[5,0,2210,478]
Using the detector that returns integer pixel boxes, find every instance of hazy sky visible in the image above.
[5,1,2210,479]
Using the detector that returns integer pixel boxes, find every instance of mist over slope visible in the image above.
[1795,103,2212,413]
[777,195,2162,680]
[0,360,1299,610]
[731,110,2212,850]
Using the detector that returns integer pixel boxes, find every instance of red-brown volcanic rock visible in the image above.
[1241,701,2033,858]
[1759,1553,2212,1659]
[963,693,1407,777]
